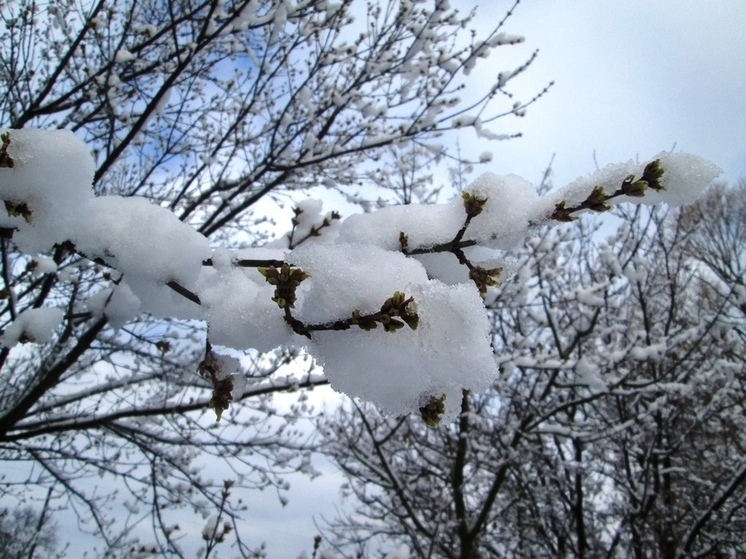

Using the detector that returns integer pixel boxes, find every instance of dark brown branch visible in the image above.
[165,280,201,306]
[0,318,108,439]
[678,462,746,557]
[202,257,287,268]
[453,390,476,559]
[3,374,330,443]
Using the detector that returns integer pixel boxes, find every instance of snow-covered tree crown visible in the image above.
[0,128,722,423]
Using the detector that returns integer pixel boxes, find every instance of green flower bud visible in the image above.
[383,318,405,332]
[399,231,409,250]
[469,266,503,296]
[352,309,378,331]
[258,264,309,309]
[0,132,14,169]
[583,186,611,213]
[462,191,489,218]
[551,201,577,222]
[622,179,648,198]
[419,394,446,427]
[641,159,665,191]
[4,200,32,223]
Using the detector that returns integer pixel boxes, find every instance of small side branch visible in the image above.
[400,192,503,296]
[166,280,201,305]
[551,159,665,222]
[202,257,286,268]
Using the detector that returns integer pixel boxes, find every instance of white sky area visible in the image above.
[470,0,746,189]
[246,3,746,558]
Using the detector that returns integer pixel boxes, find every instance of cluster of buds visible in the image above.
[399,231,409,250]
[552,186,611,221]
[380,291,419,332]
[2,136,31,226]
[461,191,488,218]
[202,482,234,543]
[551,200,576,222]
[621,158,665,197]
[552,159,667,222]
[351,291,419,333]
[258,263,310,309]
[469,265,504,296]
[198,351,233,421]
[582,186,612,213]
[4,200,32,223]
[308,210,341,236]
[0,132,14,169]
[419,394,446,427]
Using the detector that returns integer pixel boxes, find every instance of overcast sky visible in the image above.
[468,0,746,189]
[244,2,746,557]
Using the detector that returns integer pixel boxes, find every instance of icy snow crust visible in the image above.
[0,128,723,420]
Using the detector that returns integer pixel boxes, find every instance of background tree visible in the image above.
[319,182,746,559]
[0,0,541,555]
[0,503,63,559]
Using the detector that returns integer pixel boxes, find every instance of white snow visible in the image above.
[553,151,722,210]
[463,172,544,249]
[86,282,141,331]
[384,546,411,559]
[114,49,136,63]
[575,356,607,393]
[290,243,429,324]
[198,266,294,352]
[338,201,464,251]
[309,281,497,422]
[576,286,606,307]
[0,307,64,348]
[29,256,57,275]
[201,514,218,540]
[74,196,210,288]
[643,152,723,206]
[0,128,94,253]
[0,128,724,420]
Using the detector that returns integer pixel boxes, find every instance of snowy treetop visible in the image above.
[0,128,722,422]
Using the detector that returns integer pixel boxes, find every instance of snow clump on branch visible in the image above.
[0,128,723,424]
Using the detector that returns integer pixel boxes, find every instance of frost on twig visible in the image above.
[0,128,723,424]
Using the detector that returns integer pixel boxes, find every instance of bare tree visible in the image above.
[0,501,63,559]
[319,184,746,559]
[0,0,542,555]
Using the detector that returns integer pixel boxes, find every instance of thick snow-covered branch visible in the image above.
[0,128,722,422]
